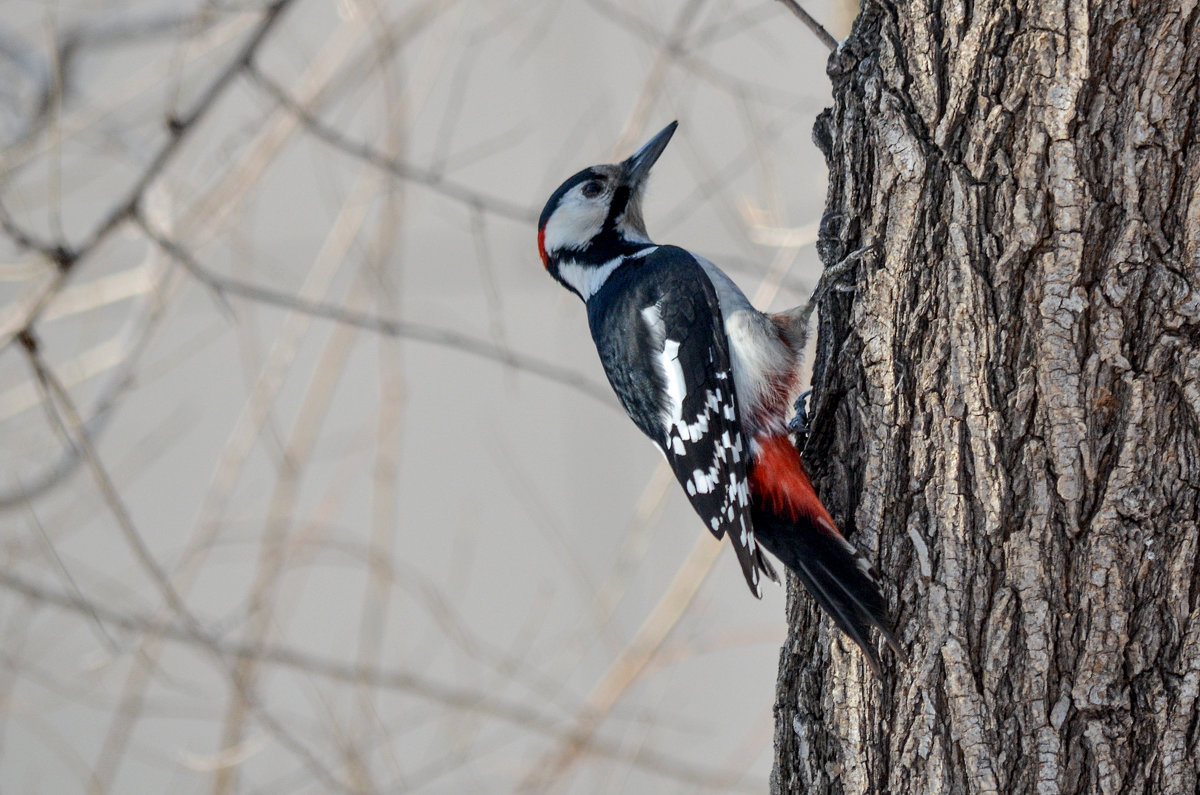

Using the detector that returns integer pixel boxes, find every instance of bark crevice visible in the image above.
[774,2,1200,792]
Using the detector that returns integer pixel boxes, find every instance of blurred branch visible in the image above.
[83,34,400,777]
[0,567,762,792]
[17,332,352,792]
[518,532,725,791]
[75,0,297,254]
[0,258,174,510]
[246,65,538,224]
[135,212,617,407]
[582,0,806,108]
[23,500,120,652]
[613,0,707,155]
[0,8,223,150]
[774,0,838,51]
[0,199,68,262]
[211,170,380,795]
[20,332,194,622]
[0,0,297,352]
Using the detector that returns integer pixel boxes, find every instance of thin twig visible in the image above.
[353,137,407,786]
[0,0,298,352]
[0,199,70,264]
[774,0,838,52]
[582,0,808,109]
[0,568,763,792]
[19,337,351,792]
[246,64,538,224]
[134,212,617,407]
[76,0,298,255]
[206,168,381,795]
[22,497,120,652]
[517,533,726,791]
[0,250,175,509]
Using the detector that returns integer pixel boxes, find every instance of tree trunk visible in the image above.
[773,2,1200,793]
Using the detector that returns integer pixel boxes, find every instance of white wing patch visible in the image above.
[641,304,685,427]
[640,287,762,595]
[643,305,748,507]
[659,339,687,423]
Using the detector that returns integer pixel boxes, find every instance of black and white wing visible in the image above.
[586,246,776,595]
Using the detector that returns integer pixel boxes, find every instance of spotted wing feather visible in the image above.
[586,246,775,595]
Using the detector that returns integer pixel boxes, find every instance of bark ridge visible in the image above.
[774,2,1200,793]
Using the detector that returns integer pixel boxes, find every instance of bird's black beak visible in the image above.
[621,121,677,188]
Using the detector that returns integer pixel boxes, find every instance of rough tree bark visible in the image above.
[773,2,1200,793]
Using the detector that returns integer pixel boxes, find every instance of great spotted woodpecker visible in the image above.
[538,121,898,673]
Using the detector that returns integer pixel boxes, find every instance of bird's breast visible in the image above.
[722,308,802,439]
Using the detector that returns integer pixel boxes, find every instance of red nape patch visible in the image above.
[537,226,549,268]
[749,435,843,537]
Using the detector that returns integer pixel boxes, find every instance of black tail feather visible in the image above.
[752,507,898,677]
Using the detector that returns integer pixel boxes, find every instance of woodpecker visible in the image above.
[538,121,899,673]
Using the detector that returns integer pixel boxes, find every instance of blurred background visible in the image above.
[0,0,853,791]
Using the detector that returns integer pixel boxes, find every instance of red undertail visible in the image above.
[748,434,842,539]
[748,432,898,676]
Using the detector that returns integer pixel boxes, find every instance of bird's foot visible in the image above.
[788,389,813,447]
[811,244,876,303]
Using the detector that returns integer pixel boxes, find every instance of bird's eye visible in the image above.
[581,181,604,198]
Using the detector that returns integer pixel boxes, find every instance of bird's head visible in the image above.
[538,121,677,297]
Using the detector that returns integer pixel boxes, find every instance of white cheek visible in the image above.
[542,198,605,254]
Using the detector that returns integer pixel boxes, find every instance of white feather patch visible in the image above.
[557,257,624,300]
[643,305,687,426]
[541,193,605,256]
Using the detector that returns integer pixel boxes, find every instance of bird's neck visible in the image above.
[549,238,657,301]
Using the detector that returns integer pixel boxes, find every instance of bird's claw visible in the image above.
[789,389,813,447]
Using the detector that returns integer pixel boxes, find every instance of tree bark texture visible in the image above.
[774,2,1200,793]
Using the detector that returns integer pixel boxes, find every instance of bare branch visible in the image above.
[517,533,725,791]
[0,568,763,792]
[0,254,174,509]
[0,0,297,354]
[245,65,538,224]
[18,334,352,792]
[0,198,71,265]
[79,0,297,254]
[773,0,838,52]
[134,212,617,407]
